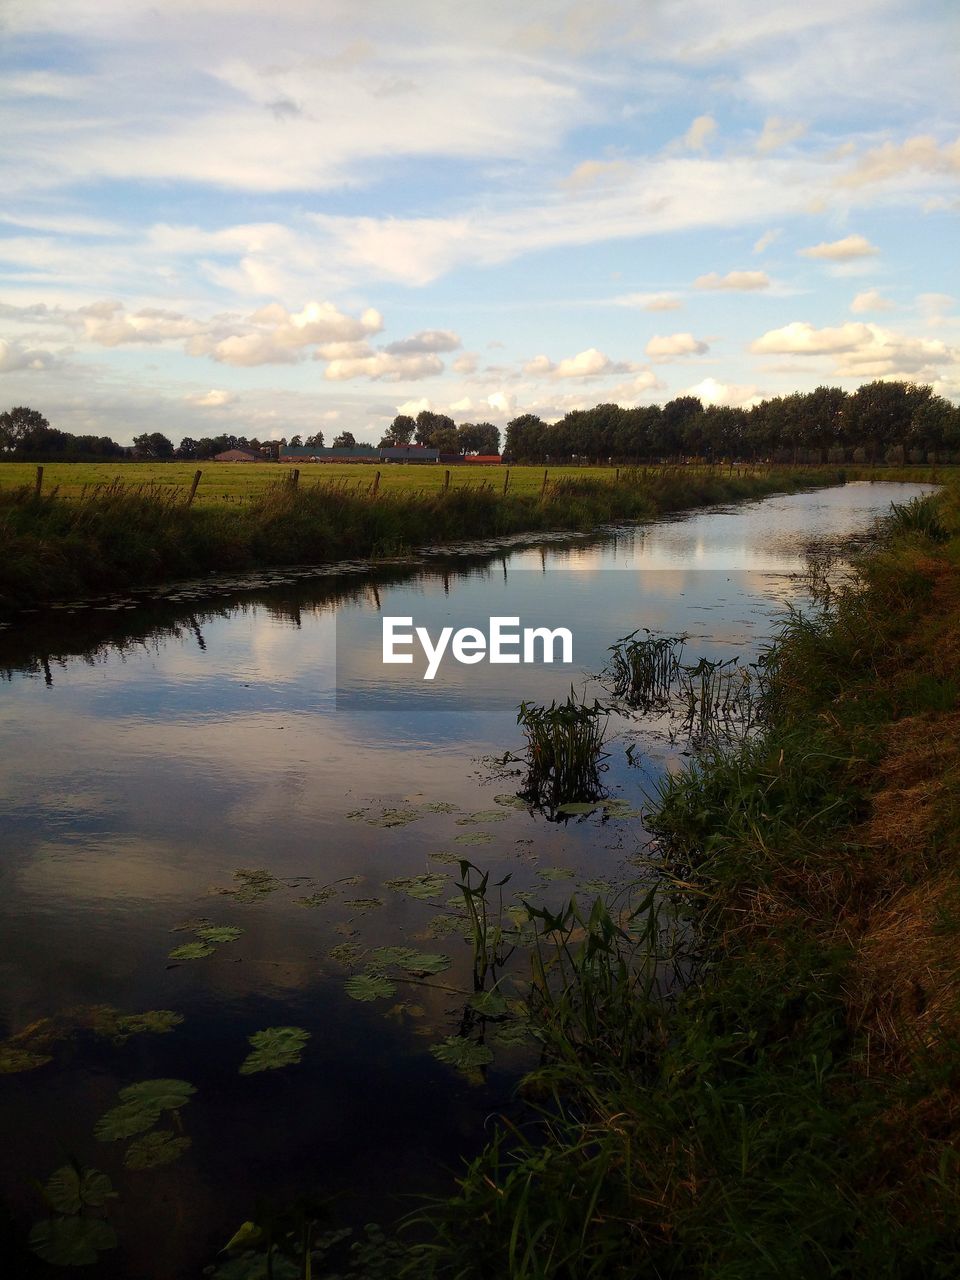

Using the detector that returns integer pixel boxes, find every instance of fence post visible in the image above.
[502,468,510,496]
[443,468,450,492]
[186,468,202,507]
[539,468,549,501]
[615,466,620,482]
[371,470,381,498]
[34,465,44,497]
[290,468,300,487]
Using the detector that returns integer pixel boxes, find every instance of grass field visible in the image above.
[0,461,623,505]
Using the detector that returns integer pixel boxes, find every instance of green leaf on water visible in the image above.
[467,990,509,1017]
[119,1078,196,1111]
[110,1009,184,1041]
[491,1020,536,1048]
[385,874,448,900]
[218,868,280,902]
[454,833,493,845]
[420,914,461,939]
[578,878,613,894]
[537,867,576,881]
[428,850,460,865]
[169,941,215,960]
[556,801,598,815]
[44,1166,115,1215]
[239,1026,310,1075]
[29,1217,117,1267]
[369,947,451,976]
[494,793,528,809]
[344,897,384,914]
[368,807,420,828]
[194,926,243,943]
[345,808,368,820]
[344,973,396,1002]
[94,1099,164,1141]
[124,1130,192,1170]
[295,887,337,907]
[456,810,509,825]
[430,1036,494,1073]
[0,1045,52,1074]
[422,801,460,813]
[329,942,364,965]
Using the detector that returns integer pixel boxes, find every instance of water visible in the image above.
[0,481,934,1276]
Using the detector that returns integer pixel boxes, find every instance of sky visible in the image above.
[0,0,958,446]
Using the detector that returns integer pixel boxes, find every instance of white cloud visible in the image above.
[561,158,631,190]
[645,332,709,359]
[610,292,681,311]
[799,234,879,261]
[751,320,957,380]
[839,134,960,187]
[850,289,894,314]
[681,114,717,152]
[685,377,762,408]
[694,270,770,291]
[753,229,780,254]
[383,329,460,355]
[324,351,444,382]
[554,347,637,378]
[523,354,556,375]
[0,339,57,372]
[755,116,806,154]
[186,388,234,407]
[451,352,478,374]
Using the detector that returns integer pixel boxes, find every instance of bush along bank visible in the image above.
[398,489,960,1279]
[0,466,837,613]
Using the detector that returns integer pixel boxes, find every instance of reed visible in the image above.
[516,692,608,810]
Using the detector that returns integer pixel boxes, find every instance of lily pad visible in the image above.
[44,1166,115,1215]
[344,973,397,1002]
[345,808,369,820]
[94,1099,164,1141]
[430,1036,494,1073]
[296,888,337,907]
[467,990,509,1017]
[29,1217,117,1267]
[369,947,451,976]
[428,850,461,865]
[219,868,280,902]
[169,941,214,960]
[494,793,528,809]
[578,877,613,894]
[239,1026,310,1076]
[537,867,576,881]
[119,1078,196,1111]
[344,897,384,915]
[110,1009,184,1042]
[0,1045,52,1074]
[456,810,509,825]
[195,926,243,943]
[385,874,448,901]
[328,942,364,966]
[124,1131,192,1170]
[556,801,598,815]
[422,801,460,813]
[420,914,461,940]
[454,833,493,845]
[492,1020,536,1048]
[368,807,420,828]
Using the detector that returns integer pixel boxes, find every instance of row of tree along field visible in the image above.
[2,380,959,466]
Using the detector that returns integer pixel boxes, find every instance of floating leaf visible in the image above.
[172,916,211,932]
[369,947,451,976]
[195,926,243,943]
[169,941,214,960]
[110,1010,184,1042]
[344,897,384,915]
[0,1045,52,1074]
[454,833,493,845]
[537,867,576,881]
[29,1217,117,1267]
[492,1020,536,1048]
[124,1131,192,1170]
[456,810,509,825]
[239,1026,310,1076]
[428,850,460,865]
[367,807,420,828]
[345,808,368,820]
[218,868,280,902]
[44,1166,115,1215]
[556,801,598,815]
[578,878,613,895]
[467,990,509,1018]
[494,793,528,809]
[296,888,337,907]
[430,1036,494,1073]
[344,973,396,1002]
[329,942,364,966]
[385,874,448,901]
[422,802,460,813]
[94,1100,163,1141]
[119,1078,196,1111]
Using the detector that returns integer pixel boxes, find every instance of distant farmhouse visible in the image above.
[212,447,262,462]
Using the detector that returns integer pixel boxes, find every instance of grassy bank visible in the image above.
[0,465,834,612]
[397,487,960,1278]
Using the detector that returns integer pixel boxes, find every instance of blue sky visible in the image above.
[0,0,957,445]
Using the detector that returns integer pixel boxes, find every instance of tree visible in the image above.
[0,406,49,453]
[415,410,456,447]
[332,431,357,448]
[288,434,303,447]
[381,414,415,447]
[132,432,174,459]
[304,432,325,447]
[458,422,501,454]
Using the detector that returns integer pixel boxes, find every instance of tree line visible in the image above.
[2,382,958,465]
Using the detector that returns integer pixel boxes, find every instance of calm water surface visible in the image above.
[0,481,934,1276]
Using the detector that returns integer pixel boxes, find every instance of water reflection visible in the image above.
[0,481,935,1277]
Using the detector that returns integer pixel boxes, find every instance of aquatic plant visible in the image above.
[239,1027,311,1075]
[517,690,609,809]
[605,628,685,706]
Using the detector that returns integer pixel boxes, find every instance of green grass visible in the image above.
[0,465,839,611]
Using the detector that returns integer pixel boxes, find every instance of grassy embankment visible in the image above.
[403,486,960,1278]
[0,464,834,612]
